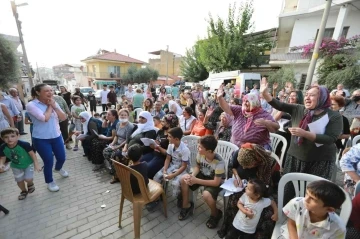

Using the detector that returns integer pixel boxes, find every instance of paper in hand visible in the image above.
[140,138,158,146]
[307,113,329,147]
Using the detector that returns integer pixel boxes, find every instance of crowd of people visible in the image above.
[0,79,360,238]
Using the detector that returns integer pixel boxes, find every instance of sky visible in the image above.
[0,0,283,68]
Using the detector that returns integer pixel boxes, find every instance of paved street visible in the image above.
[0,123,224,239]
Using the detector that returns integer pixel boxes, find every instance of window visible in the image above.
[108,66,120,78]
[314,26,350,41]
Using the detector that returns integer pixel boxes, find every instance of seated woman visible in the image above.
[179,107,196,136]
[214,112,233,142]
[140,113,179,178]
[340,144,360,195]
[75,112,99,157]
[217,143,276,239]
[143,98,153,113]
[190,109,209,137]
[103,109,134,174]
[89,109,119,171]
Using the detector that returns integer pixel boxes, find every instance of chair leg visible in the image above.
[118,195,125,228]
[192,189,199,214]
[161,191,168,218]
[0,204,9,215]
[133,202,143,239]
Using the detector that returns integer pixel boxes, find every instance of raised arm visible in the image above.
[217,85,233,116]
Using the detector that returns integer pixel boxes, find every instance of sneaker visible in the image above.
[48,182,59,192]
[54,169,69,178]
[73,145,79,151]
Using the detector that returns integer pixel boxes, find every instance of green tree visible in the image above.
[268,66,297,90]
[123,65,159,84]
[0,35,20,87]
[198,1,271,72]
[180,42,209,82]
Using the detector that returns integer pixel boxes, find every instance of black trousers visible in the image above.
[59,120,69,142]
[225,225,255,239]
[102,104,108,112]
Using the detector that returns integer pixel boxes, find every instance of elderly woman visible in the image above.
[75,111,99,157]
[214,112,233,142]
[26,84,68,192]
[102,109,134,174]
[89,109,119,171]
[260,78,342,202]
[217,143,276,238]
[217,85,279,150]
[140,113,179,178]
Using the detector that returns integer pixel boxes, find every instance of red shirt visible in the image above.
[350,193,360,231]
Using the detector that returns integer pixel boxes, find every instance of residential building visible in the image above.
[81,49,146,89]
[36,67,55,82]
[52,64,87,92]
[148,50,184,77]
[270,0,360,88]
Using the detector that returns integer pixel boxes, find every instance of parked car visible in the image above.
[79,87,94,97]
[94,90,102,105]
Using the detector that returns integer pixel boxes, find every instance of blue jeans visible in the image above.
[140,152,166,179]
[33,136,66,183]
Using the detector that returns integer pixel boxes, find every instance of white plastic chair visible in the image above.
[134,108,143,121]
[352,135,360,146]
[269,133,287,171]
[191,140,239,213]
[271,173,352,239]
[181,135,200,168]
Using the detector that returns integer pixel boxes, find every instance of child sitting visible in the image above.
[281,180,346,238]
[179,135,225,229]
[0,128,41,200]
[128,144,148,194]
[226,179,278,238]
[153,127,190,196]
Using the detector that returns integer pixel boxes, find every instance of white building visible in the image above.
[270,0,360,88]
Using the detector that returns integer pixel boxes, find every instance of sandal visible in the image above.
[110,177,120,184]
[178,202,194,221]
[18,191,28,200]
[206,209,223,229]
[27,184,35,194]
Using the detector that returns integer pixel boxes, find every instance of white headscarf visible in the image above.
[79,111,92,135]
[131,111,158,138]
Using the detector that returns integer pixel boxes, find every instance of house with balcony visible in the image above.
[81,49,146,89]
[270,0,360,88]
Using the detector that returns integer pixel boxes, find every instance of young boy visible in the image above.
[128,144,149,194]
[71,96,86,151]
[153,127,190,196]
[178,135,224,228]
[281,180,346,239]
[0,128,41,200]
[87,91,97,116]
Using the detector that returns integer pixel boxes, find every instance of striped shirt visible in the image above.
[230,105,274,147]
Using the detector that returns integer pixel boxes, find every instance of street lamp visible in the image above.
[10,1,34,89]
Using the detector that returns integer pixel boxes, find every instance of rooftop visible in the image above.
[82,51,146,64]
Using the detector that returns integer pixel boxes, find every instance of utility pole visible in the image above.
[36,62,41,83]
[166,45,169,85]
[10,1,34,89]
[303,0,332,91]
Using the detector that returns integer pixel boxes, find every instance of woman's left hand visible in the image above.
[166,173,175,180]
[288,127,306,137]
[254,118,267,127]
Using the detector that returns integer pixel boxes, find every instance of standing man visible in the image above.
[87,91,97,116]
[0,91,21,133]
[191,84,205,106]
[100,85,109,112]
[250,83,259,95]
[8,88,26,135]
[171,85,179,99]
[125,85,135,103]
[107,85,117,108]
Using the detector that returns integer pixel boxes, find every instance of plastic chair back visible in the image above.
[112,160,151,203]
[181,135,200,167]
[270,133,287,170]
[352,135,360,146]
[355,181,360,196]
[215,140,239,179]
[277,173,352,224]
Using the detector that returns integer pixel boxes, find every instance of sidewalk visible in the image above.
[0,124,222,239]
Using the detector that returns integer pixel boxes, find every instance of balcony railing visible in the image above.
[82,72,125,78]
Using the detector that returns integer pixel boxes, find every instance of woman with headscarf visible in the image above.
[75,111,99,157]
[217,143,276,238]
[260,78,342,202]
[214,112,233,142]
[140,113,179,178]
[217,85,279,150]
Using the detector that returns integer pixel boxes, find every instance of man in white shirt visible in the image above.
[165,94,183,117]
[125,85,135,103]
[250,83,259,95]
[100,85,109,111]
[9,88,26,135]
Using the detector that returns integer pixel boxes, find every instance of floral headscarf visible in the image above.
[297,86,331,145]
[237,143,273,185]
[162,113,179,128]
[241,93,263,132]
